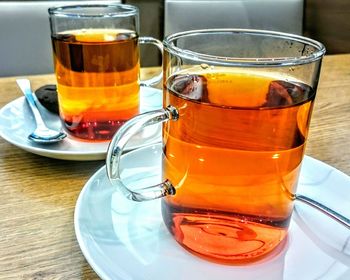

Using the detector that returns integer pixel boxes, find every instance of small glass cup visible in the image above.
[106,29,325,264]
[48,4,162,141]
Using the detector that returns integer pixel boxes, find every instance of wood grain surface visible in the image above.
[0,56,349,279]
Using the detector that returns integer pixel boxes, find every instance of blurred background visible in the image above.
[125,0,350,66]
[0,0,349,76]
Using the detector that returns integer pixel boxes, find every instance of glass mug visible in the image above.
[48,4,162,141]
[106,29,325,264]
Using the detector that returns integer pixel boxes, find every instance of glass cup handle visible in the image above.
[139,37,163,87]
[106,105,179,201]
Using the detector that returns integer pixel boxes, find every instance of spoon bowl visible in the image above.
[28,127,67,144]
[16,78,67,144]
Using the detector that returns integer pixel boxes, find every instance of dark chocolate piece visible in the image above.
[34,84,59,114]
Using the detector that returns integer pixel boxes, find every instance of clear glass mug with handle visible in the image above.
[106,29,329,264]
[49,4,162,141]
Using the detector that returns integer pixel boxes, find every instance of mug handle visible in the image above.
[139,37,163,87]
[106,105,179,201]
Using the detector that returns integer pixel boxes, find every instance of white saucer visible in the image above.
[75,144,350,280]
[0,86,162,161]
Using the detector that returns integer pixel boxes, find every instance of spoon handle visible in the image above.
[16,79,47,130]
[295,194,350,229]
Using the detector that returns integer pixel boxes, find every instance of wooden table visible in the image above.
[0,56,349,279]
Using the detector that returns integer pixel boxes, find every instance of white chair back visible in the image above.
[165,0,304,36]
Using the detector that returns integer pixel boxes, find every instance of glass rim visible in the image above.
[163,29,326,67]
[48,4,138,18]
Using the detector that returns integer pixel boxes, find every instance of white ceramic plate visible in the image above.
[0,86,162,161]
[75,144,350,280]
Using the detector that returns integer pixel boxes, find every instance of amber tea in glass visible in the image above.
[49,4,162,141]
[162,70,314,263]
[51,29,139,140]
[106,29,325,264]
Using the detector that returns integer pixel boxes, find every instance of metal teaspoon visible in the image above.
[16,78,67,144]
